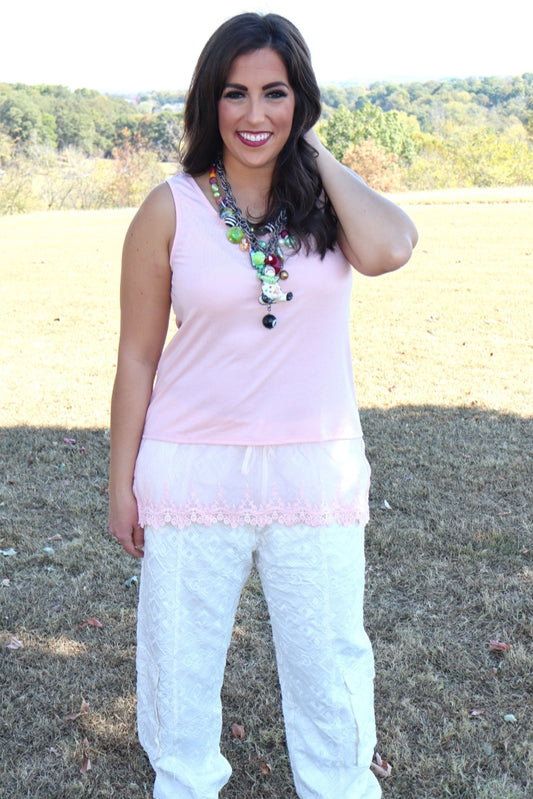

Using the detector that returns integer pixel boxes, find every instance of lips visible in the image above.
[237,131,273,147]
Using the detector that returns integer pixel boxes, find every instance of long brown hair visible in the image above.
[180,13,337,256]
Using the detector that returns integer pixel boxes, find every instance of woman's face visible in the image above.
[217,47,296,174]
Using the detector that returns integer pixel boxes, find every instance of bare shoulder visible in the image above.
[124,181,175,261]
[122,182,175,284]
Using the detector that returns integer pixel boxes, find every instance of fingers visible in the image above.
[109,523,144,558]
[133,523,145,556]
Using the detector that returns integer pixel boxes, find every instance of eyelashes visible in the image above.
[221,89,289,100]
[222,90,245,100]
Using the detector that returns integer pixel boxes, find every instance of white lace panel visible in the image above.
[133,438,370,530]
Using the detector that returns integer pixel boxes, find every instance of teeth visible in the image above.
[240,132,270,142]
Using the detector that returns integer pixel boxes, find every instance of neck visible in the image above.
[221,153,274,221]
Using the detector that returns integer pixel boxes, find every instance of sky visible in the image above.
[2,1,532,93]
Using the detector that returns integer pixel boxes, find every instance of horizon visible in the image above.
[3,69,530,99]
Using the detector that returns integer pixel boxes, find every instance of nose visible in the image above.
[246,96,265,125]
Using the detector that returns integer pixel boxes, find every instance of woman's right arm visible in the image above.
[108,183,175,557]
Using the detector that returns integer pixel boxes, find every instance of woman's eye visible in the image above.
[267,90,288,99]
[223,90,245,100]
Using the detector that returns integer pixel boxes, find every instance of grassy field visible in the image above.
[0,191,531,798]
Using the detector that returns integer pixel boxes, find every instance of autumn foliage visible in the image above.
[342,139,402,193]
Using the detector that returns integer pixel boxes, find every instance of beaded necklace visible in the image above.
[210,161,297,329]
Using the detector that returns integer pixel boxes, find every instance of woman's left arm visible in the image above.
[307,131,418,276]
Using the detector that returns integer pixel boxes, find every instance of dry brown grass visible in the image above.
[0,191,531,798]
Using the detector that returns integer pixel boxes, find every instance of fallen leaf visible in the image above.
[124,575,138,588]
[230,723,245,740]
[259,763,272,775]
[63,437,76,446]
[64,699,89,722]
[1,548,16,557]
[78,618,103,630]
[489,640,511,651]
[468,708,485,718]
[6,636,23,650]
[47,534,62,541]
[80,737,92,774]
[43,547,55,555]
[381,500,392,510]
[371,752,392,778]
[504,713,517,723]
[1,578,10,587]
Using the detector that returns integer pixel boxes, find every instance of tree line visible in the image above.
[1,74,532,212]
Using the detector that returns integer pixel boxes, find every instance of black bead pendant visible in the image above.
[262,313,277,329]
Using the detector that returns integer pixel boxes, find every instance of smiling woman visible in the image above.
[217,49,296,177]
[108,11,417,799]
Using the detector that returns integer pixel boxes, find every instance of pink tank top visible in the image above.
[142,173,363,446]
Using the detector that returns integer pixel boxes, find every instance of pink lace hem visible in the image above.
[138,497,369,531]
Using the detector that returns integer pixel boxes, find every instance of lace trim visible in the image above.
[137,496,369,531]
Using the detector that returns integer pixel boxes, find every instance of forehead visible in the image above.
[226,48,290,84]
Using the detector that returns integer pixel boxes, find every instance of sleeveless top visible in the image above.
[133,173,370,530]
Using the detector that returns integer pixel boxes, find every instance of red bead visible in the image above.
[265,255,279,267]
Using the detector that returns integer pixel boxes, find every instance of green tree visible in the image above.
[54,95,96,153]
[0,93,41,144]
[322,105,354,160]
[352,101,417,163]
[139,111,182,161]
[39,112,57,147]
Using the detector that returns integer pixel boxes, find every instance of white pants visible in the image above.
[136,523,381,799]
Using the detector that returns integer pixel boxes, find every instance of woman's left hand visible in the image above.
[302,127,418,276]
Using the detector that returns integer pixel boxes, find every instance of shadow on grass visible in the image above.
[0,407,531,799]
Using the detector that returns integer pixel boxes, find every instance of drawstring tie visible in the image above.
[241,446,275,505]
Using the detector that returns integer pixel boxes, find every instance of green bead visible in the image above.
[251,250,265,266]
[227,227,244,244]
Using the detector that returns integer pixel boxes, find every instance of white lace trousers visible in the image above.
[136,522,381,799]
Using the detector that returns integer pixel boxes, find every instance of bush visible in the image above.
[343,139,402,192]
[0,142,166,215]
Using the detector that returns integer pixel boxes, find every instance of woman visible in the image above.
[109,12,417,799]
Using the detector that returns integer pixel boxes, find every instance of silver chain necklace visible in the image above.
[212,160,297,329]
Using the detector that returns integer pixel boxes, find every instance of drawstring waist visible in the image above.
[241,445,275,505]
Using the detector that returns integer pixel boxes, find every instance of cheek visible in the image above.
[282,100,296,135]
[217,103,235,137]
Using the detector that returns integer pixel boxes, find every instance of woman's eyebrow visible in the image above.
[223,81,290,91]
[263,81,289,90]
